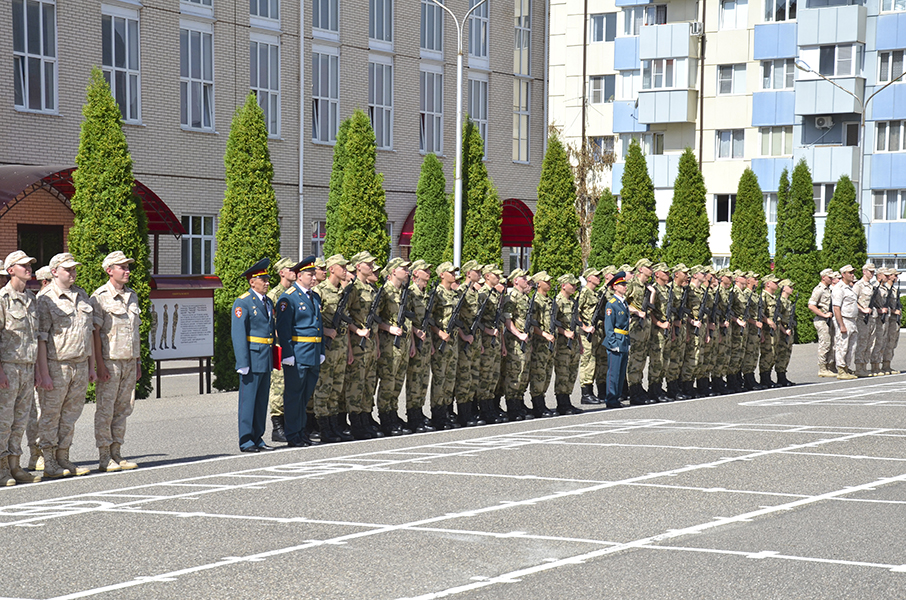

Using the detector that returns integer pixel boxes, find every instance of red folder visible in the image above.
[272,345,282,371]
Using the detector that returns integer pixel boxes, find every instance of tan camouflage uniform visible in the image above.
[0,282,39,459]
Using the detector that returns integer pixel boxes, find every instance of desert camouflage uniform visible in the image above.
[578,286,606,385]
[0,282,39,459]
[808,281,835,369]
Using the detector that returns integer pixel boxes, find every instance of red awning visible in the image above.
[397,198,535,248]
[398,206,415,247]
[0,164,186,237]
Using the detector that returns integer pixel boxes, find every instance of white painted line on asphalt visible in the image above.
[646,543,905,571]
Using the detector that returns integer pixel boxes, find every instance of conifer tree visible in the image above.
[530,134,582,278]
[461,123,502,265]
[323,118,350,256]
[410,153,449,266]
[588,189,617,269]
[729,169,771,275]
[612,139,659,265]
[773,168,791,270]
[69,67,154,399]
[775,158,820,343]
[661,148,710,266]
[821,174,867,271]
[213,93,281,390]
[331,109,391,265]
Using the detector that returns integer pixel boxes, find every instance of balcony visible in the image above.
[795,78,864,115]
[610,154,681,194]
[876,13,906,51]
[752,158,794,192]
[753,23,798,60]
[797,5,866,46]
[613,101,648,133]
[614,37,640,71]
[794,145,860,183]
[639,23,698,61]
[638,90,698,124]
[869,153,906,190]
[752,91,796,127]
[868,83,906,122]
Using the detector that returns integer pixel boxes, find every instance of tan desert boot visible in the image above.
[110,443,137,470]
[8,456,41,483]
[817,364,836,377]
[55,448,90,477]
[0,457,16,486]
[27,445,43,471]
[42,448,70,478]
[98,446,121,472]
[837,367,857,380]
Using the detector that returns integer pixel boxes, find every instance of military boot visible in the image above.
[110,443,137,470]
[378,412,405,437]
[629,384,647,406]
[674,381,690,400]
[458,401,485,427]
[331,415,355,441]
[531,395,556,418]
[654,381,671,402]
[8,456,40,483]
[695,378,709,397]
[648,383,662,403]
[684,380,697,399]
[98,446,121,472]
[778,371,795,386]
[0,457,16,486]
[304,414,321,442]
[873,363,885,376]
[580,384,599,405]
[711,377,726,395]
[855,363,871,377]
[56,448,89,476]
[42,448,69,478]
[318,416,342,443]
[429,405,450,430]
[493,398,510,423]
[446,404,463,428]
[407,408,434,433]
[817,363,836,377]
[760,371,775,389]
[837,366,857,380]
[477,399,499,424]
[557,393,583,415]
[337,413,353,437]
[271,415,286,443]
[27,445,43,471]
[884,361,899,375]
[349,413,374,440]
[505,398,524,422]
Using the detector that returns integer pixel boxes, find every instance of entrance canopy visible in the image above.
[0,165,186,237]
[397,198,535,248]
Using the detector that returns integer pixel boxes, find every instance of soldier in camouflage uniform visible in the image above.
[665,264,691,399]
[726,272,749,392]
[404,260,435,433]
[578,268,605,405]
[26,266,53,471]
[375,258,415,436]
[528,272,557,418]
[852,263,877,377]
[344,251,383,438]
[694,268,719,397]
[476,265,508,424]
[808,268,836,377]
[774,279,796,386]
[678,267,706,399]
[266,257,295,442]
[553,274,583,416]
[646,264,673,402]
[452,261,484,427]
[711,270,735,394]
[757,275,781,388]
[625,259,654,404]
[882,268,901,374]
[430,262,462,430]
[501,269,534,421]
[741,272,764,390]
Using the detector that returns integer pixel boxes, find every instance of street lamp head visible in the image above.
[794,59,813,73]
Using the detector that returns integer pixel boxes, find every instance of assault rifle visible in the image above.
[865,285,880,325]
[633,284,652,324]
[415,279,440,352]
[437,286,468,353]
[662,282,675,338]
[359,278,385,350]
[826,295,834,327]
[691,285,709,336]
[741,289,754,324]
[566,295,581,350]
[520,284,539,352]
[464,285,493,349]
[709,287,722,337]
[393,280,418,349]
[787,292,799,343]
[489,279,508,348]
[772,289,783,333]
[723,288,736,335]
[586,290,608,342]
[756,285,766,342]
[323,282,355,351]
[674,284,690,337]
[547,296,562,352]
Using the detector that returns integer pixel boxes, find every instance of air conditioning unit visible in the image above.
[815,115,834,129]
[690,21,703,36]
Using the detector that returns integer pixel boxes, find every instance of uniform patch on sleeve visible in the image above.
[280,302,287,311]
[606,308,612,316]
[234,307,243,318]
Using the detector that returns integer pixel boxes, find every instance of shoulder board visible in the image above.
[239,292,250,299]
[609,298,617,304]
[285,288,297,295]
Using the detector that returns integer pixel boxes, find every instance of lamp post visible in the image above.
[794,59,906,222]
[427,0,489,268]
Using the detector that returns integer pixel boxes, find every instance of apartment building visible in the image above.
[549,0,906,270]
[2,0,549,274]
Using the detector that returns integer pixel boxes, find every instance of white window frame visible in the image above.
[590,13,616,43]
[311,220,326,257]
[764,0,796,22]
[180,20,215,131]
[715,194,737,223]
[813,183,835,214]
[513,78,530,163]
[761,58,794,90]
[420,0,443,55]
[879,50,905,84]
[312,46,340,143]
[810,44,863,78]
[717,64,746,95]
[623,5,666,36]
[620,70,640,100]
[12,0,57,113]
[873,190,906,221]
[419,66,444,154]
[370,0,393,45]
[881,0,906,12]
[716,129,745,159]
[184,0,212,5]
[468,75,489,156]
[368,56,394,150]
[620,132,663,158]
[642,58,681,90]
[250,0,279,20]
[101,5,141,124]
[312,0,339,35]
[876,121,905,153]
[719,0,748,30]
[590,136,615,160]
[515,0,531,76]
[759,126,793,156]
[590,75,615,104]
[468,0,489,64]
[250,34,280,137]
[181,215,216,275]
[764,193,777,223]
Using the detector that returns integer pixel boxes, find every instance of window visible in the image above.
[879,50,904,84]
[642,59,676,89]
[813,183,835,213]
[370,0,392,42]
[419,69,443,153]
[181,216,215,274]
[250,0,278,20]
[764,0,796,21]
[764,193,777,222]
[468,0,489,60]
[589,75,615,103]
[513,79,530,162]
[881,0,906,11]
[468,77,489,155]
[313,0,338,32]
[762,58,794,90]
[250,39,280,136]
[590,13,616,42]
[716,194,737,222]
[590,136,615,160]
[720,0,748,29]
[102,10,140,123]
[12,0,56,112]
[515,0,531,76]
[312,49,339,143]
[180,25,214,130]
[368,60,393,149]
[620,70,640,99]
[718,64,746,95]
[420,0,443,52]
[876,121,905,152]
[311,221,326,257]
[717,129,745,159]
[759,126,793,156]
[844,122,859,146]
[17,224,63,267]
[817,44,862,77]
[873,190,906,221]
[185,0,212,5]
[623,5,666,36]
[620,132,663,158]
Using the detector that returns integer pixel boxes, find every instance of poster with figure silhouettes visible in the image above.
[149,296,213,360]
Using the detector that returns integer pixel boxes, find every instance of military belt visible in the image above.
[614,328,629,335]
[292,336,322,343]
[247,336,273,344]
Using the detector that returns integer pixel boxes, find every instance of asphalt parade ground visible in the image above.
[2,338,906,600]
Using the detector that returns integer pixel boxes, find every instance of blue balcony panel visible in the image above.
[795,78,864,115]
[865,222,906,255]
[639,23,696,61]
[613,101,649,133]
[615,0,652,6]
[649,154,681,189]
[869,84,906,122]
[752,158,793,192]
[869,153,906,190]
[797,5,866,46]
[614,37,640,71]
[876,13,906,51]
[612,162,625,195]
[753,23,798,60]
[752,91,796,127]
[638,90,697,124]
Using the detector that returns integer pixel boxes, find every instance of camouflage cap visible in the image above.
[4,250,36,271]
[619,264,632,273]
[831,271,841,278]
[461,259,481,273]
[274,257,296,271]
[634,258,653,270]
[386,257,411,271]
[558,273,579,287]
[745,271,758,279]
[532,271,551,284]
[820,268,833,278]
[410,259,432,273]
[601,265,617,276]
[582,267,601,279]
[651,262,669,273]
[763,274,780,284]
[324,254,348,269]
[779,279,793,288]
[509,268,527,280]
[35,266,52,281]
[49,252,81,270]
[351,251,377,265]
[314,256,327,268]
[862,262,876,271]
[718,269,732,279]
[436,261,456,277]
[482,264,503,276]
[673,263,689,274]
[839,264,855,273]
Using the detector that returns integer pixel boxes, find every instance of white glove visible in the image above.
[320,354,326,364]
[282,356,295,366]
[236,367,250,375]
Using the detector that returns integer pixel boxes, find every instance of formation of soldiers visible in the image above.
[264,253,903,446]
[0,250,142,486]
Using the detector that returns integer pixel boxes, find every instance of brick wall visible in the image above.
[0,189,74,261]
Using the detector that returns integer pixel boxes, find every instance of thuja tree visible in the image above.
[530,133,582,278]
[69,67,154,399]
[612,139,659,265]
[773,168,791,266]
[729,168,771,275]
[331,108,391,265]
[821,174,867,272]
[461,122,502,265]
[323,117,350,256]
[409,153,448,267]
[213,93,281,390]
[588,189,617,269]
[661,148,710,266]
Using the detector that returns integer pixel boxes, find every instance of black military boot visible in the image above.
[407,408,434,433]
[673,381,688,400]
[379,412,405,436]
[556,393,583,415]
[653,381,670,402]
[685,380,698,399]
[331,415,354,442]
[303,414,320,442]
[596,381,608,403]
[444,404,462,428]
[580,384,598,405]
[710,377,725,395]
[271,415,286,443]
[494,397,510,423]
[318,417,341,443]
[349,413,373,440]
[337,412,352,438]
[458,401,485,427]
[392,412,413,435]
[431,405,452,430]
[696,378,710,397]
[629,383,646,406]
[777,371,795,386]
[531,395,556,418]
[480,399,503,424]
[727,373,740,393]
[760,371,775,389]
[505,398,524,421]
